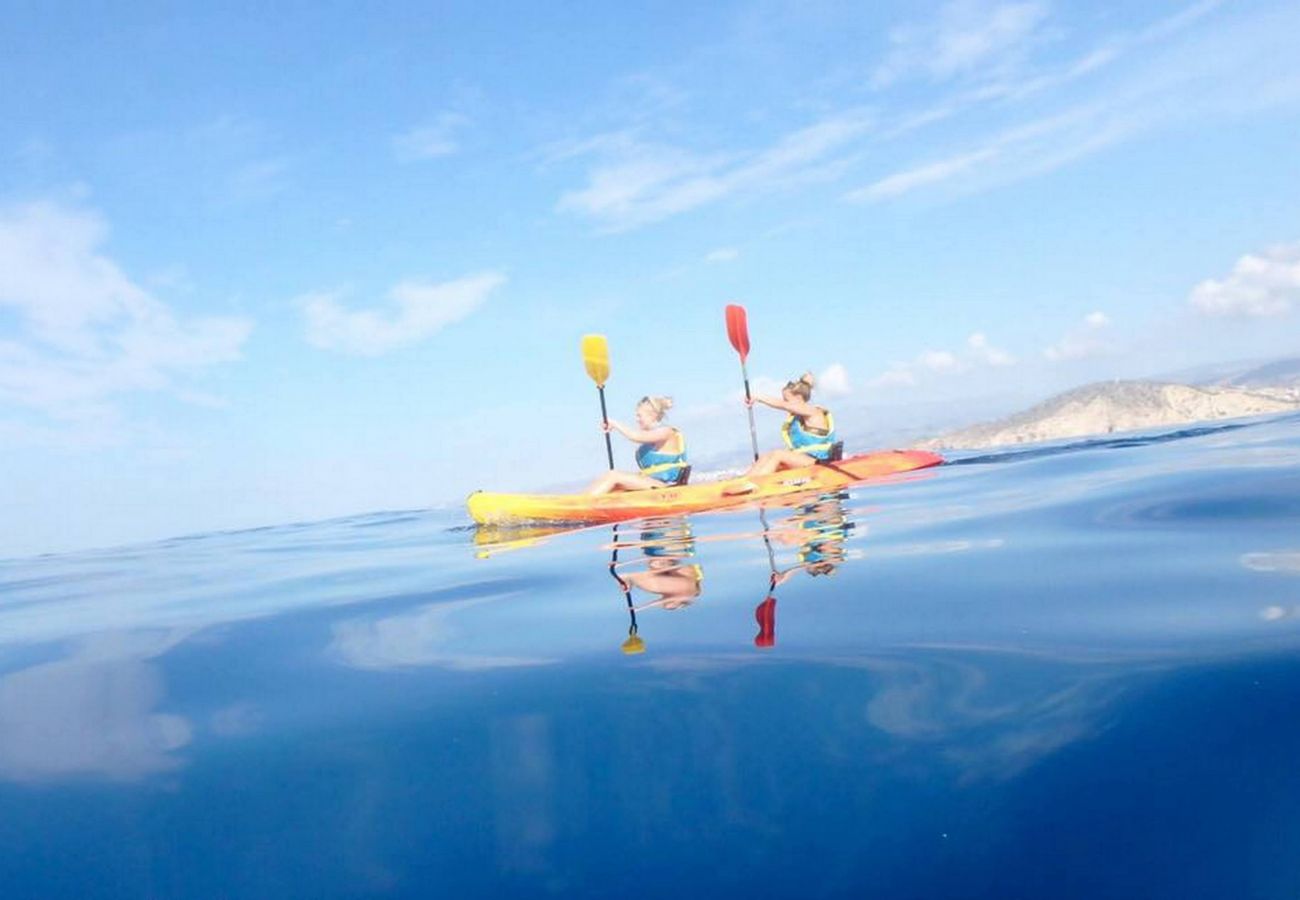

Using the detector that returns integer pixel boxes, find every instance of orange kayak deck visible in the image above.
[467,449,943,525]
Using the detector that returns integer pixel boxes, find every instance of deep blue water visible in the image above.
[3,413,1300,898]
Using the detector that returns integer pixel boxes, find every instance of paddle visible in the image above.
[582,334,615,470]
[725,304,761,462]
[724,305,781,636]
[607,521,645,654]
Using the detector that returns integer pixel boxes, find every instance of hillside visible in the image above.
[922,380,1300,450]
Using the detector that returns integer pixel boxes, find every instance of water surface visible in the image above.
[3,414,1300,898]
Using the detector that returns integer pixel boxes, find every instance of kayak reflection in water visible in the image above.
[587,396,690,495]
[724,372,838,495]
[615,517,704,613]
[755,492,854,647]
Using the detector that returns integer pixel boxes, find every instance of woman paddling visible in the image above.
[587,396,689,495]
[726,372,837,492]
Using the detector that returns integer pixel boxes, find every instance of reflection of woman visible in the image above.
[622,560,704,610]
[771,492,853,584]
[616,517,704,611]
[756,492,853,648]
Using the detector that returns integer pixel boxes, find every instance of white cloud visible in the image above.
[1188,242,1300,318]
[705,247,740,264]
[850,103,1121,202]
[868,332,1016,387]
[871,1,1049,88]
[868,366,919,388]
[967,332,1015,366]
[852,2,1300,202]
[818,363,852,397]
[555,111,871,231]
[919,350,961,372]
[848,148,997,202]
[1044,311,1114,361]
[0,200,251,421]
[301,271,506,356]
[392,113,470,162]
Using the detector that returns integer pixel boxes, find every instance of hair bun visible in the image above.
[640,395,673,418]
[800,372,815,387]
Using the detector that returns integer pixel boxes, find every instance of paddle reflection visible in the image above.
[469,488,868,653]
[602,491,862,652]
[753,490,855,648]
[608,518,703,654]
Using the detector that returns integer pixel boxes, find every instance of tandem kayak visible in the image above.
[467,449,943,525]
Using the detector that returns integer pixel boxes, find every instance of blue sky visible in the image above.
[3,0,1300,557]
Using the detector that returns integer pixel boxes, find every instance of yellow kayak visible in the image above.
[467,450,942,525]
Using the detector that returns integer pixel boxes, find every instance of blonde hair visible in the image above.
[638,395,674,420]
[783,372,815,401]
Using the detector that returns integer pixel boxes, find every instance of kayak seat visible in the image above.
[820,442,844,463]
[672,465,692,486]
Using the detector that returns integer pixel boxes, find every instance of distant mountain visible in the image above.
[1156,356,1300,389]
[921,380,1299,450]
[1210,357,1300,390]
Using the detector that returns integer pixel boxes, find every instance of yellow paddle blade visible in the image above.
[581,334,610,386]
[621,634,646,655]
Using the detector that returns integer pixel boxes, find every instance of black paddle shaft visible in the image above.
[598,385,615,470]
[740,361,760,462]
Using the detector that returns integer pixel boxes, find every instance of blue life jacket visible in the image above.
[781,409,837,460]
[636,429,687,484]
[796,495,852,564]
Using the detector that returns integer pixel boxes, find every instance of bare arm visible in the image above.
[608,421,675,444]
[752,394,818,418]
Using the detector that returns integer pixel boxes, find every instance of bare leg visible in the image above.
[745,449,817,477]
[586,470,668,495]
[723,450,818,495]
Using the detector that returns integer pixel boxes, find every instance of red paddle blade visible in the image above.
[754,596,776,648]
[725,304,750,361]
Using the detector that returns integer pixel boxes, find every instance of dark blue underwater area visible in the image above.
[3,413,1300,898]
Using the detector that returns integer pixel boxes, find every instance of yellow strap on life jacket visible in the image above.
[638,430,688,475]
[782,410,835,453]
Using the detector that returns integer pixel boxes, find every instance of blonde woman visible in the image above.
[726,373,837,491]
[587,396,689,494]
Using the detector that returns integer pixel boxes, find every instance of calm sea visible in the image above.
[2,413,1299,898]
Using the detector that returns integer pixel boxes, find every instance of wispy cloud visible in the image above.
[818,362,852,397]
[225,158,288,203]
[871,0,1049,89]
[105,114,291,207]
[704,246,740,264]
[545,2,1287,229]
[851,2,1300,202]
[392,113,471,162]
[1189,242,1300,318]
[300,271,506,356]
[1044,311,1113,361]
[868,332,1015,387]
[0,200,251,424]
[554,111,872,231]
[848,148,997,202]
[967,332,1015,366]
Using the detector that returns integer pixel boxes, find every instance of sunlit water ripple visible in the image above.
[2,412,1300,898]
